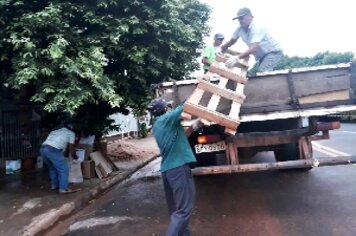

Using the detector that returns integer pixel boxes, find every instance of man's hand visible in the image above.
[68,143,78,160]
[225,56,240,68]
[184,119,204,137]
[191,119,204,131]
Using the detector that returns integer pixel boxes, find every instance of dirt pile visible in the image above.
[107,140,158,161]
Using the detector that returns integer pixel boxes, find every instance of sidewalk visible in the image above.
[0,136,159,236]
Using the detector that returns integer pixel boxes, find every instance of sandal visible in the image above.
[59,188,81,194]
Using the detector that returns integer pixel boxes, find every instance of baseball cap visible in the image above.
[233,7,252,20]
[65,123,74,130]
[148,98,168,116]
[214,33,225,40]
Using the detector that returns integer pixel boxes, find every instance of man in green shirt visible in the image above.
[149,98,197,236]
[202,33,225,73]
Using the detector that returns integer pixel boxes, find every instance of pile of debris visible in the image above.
[107,140,158,161]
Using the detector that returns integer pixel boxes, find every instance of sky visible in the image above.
[200,0,356,57]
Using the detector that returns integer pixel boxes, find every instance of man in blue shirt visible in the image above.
[149,98,197,236]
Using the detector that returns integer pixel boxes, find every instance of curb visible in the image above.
[22,154,160,236]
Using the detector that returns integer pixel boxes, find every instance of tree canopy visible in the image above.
[0,0,211,117]
[274,51,355,70]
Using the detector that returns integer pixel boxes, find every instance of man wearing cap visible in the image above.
[40,123,79,194]
[149,98,198,236]
[202,33,225,73]
[222,7,283,73]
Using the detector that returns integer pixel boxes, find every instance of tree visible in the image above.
[274,51,355,70]
[249,51,354,75]
[0,0,211,135]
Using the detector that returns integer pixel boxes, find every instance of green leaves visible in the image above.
[0,0,211,134]
[47,38,68,59]
[274,51,355,70]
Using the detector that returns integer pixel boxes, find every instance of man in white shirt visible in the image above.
[222,7,283,73]
[40,123,79,194]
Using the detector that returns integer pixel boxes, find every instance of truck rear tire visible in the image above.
[274,143,313,171]
[274,143,299,162]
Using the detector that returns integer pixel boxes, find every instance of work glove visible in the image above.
[225,56,240,68]
[191,119,204,131]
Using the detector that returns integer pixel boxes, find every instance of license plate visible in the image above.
[194,141,226,154]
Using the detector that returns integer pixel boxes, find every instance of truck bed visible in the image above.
[155,62,356,122]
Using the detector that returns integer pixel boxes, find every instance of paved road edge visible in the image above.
[21,154,160,236]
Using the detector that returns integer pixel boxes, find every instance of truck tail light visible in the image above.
[197,135,221,144]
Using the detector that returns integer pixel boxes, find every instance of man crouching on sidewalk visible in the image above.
[149,98,200,236]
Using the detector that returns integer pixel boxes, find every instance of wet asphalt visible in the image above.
[47,124,356,236]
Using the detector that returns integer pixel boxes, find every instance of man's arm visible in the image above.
[226,42,260,68]
[221,38,237,52]
[167,105,184,123]
[184,119,203,137]
[201,57,211,67]
[68,143,78,160]
[238,42,260,59]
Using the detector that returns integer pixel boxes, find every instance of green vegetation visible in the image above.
[139,123,148,138]
[250,51,355,75]
[0,0,211,135]
[275,51,355,70]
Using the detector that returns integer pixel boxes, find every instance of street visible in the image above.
[47,123,356,236]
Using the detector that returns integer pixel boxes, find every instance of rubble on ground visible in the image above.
[107,140,158,161]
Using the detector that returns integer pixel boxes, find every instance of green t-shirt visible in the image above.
[203,45,217,70]
[152,105,196,172]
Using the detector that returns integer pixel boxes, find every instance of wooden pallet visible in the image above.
[183,52,249,135]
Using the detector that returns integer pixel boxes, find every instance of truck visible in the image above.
[152,60,356,175]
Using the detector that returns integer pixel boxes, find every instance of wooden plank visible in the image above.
[209,64,248,84]
[243,67,351,109]
[187,87,205,104]
[206,77,228,111]
[233,135,300,148]
[200,118,212,126]
[181,112,192,120]
[298,89,349,104]
[225,144,231,164]
[184,102,239,130]
[293,71,350,97]
[95,163,109,179]
[192,160,314,175]
[299,137,312,160]
[226,65,248,133]
[197,80,245,104]
[228,142,238,164]
[229,67,247,118]
[89,151,114,178]
[243,74,290,108]
[225,128,237,135]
